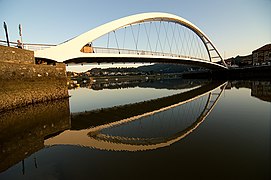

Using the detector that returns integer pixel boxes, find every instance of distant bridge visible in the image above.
[34,12,228,70]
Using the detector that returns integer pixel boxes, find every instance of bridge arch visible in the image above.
[35,12,227,69]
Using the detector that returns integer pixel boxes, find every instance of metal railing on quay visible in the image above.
[0,40,56,51]
[0,40,18,48]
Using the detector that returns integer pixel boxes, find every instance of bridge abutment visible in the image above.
[0,45,68,112]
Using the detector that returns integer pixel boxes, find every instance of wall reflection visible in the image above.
[226,80,271,102]
[70,77,209,91]
[0,99,70,173]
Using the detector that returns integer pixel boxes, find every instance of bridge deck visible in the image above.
[62,53,228,70]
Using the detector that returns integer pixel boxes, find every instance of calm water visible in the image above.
[0,79,270,180]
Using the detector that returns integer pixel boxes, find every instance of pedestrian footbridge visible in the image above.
[35,12,228,70]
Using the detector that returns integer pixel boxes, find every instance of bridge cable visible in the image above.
[179,26,186,57]
[148,22,153,54]
[170,22,178,56]
[194,34,200,59]
[199,39,206,60]
[193,33,201,60]
[122,27,127,49]
[187,29,193,58]
[193,34,203,59]
[184,27,191,57]
[179,26,185,57]
[195,35,204,60]
[171,23,179,56]
[143,22,152,53]
[130,25,138,53]
[193,33,202,60]
[107,32,110,52]
[165,22,172,54]
[200,39,207,60]
[113,30,120,54]
[190,33,197,59]
[189,33,195,58]
[154,21,163,54]
[197,35,203,59]
[162,22,171,55]
[136,24,141,54]
[167,22,174,55]
[176,24,182,56]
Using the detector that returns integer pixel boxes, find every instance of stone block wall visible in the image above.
[0,45,34,64]
[0,45,69,112]
[0,61,66,80]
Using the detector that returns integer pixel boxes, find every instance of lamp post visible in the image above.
[3,22,10,47]
[19,24,24,48]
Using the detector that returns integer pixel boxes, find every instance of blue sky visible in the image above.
[0,0,270,60]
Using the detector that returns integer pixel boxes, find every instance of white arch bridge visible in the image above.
[35,12,228,70]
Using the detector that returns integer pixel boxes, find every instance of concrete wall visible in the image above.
[0,45,69,112]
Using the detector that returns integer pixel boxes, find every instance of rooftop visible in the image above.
[252,44,271,53]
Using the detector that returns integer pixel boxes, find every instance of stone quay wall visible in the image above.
[0,45,34,64]
[0,45,69,112]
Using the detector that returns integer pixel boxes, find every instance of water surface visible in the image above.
[0,79,270,179]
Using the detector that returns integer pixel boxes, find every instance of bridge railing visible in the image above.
[0,39,207,62]
[93,47,206,61]
[0,40,56,51]
[0,40,19,48]
[23,43,56,51]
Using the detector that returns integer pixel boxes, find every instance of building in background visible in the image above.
[252,44,271,65]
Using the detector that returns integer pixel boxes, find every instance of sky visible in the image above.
[0,0,270,71]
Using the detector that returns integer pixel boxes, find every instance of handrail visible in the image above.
[0,40,56,46]
[0,40,56,51]
[0,39,207,61]
[93,46,207,61]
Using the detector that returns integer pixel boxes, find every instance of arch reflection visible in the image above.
[46,81,227,151]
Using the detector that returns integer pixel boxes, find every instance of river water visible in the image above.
[0,79,270,179]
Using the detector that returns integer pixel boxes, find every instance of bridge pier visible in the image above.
[0,45,69,112]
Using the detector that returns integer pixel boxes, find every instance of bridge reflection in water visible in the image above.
[0,80,226,173]
[45,81,227,151]
[1,80,270,178]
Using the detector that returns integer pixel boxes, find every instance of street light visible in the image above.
[3,22,10,47]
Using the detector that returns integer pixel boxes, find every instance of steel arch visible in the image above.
[35,12,227,67]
